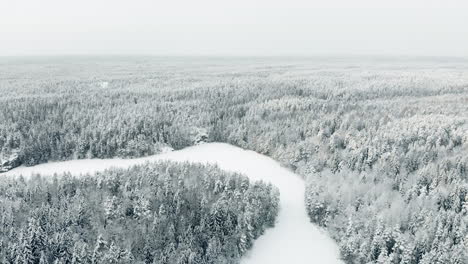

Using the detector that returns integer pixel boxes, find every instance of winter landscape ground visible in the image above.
[3,143,343,264]
[1,56,468,263]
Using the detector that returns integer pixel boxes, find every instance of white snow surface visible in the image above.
[3,143,342,264]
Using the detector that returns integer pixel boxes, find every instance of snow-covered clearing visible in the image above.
[3,143,342,264]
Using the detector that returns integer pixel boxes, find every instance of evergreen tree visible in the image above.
[91,235,107,264]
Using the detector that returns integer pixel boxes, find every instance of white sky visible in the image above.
[1,0,468,57]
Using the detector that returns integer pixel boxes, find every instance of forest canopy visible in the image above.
[0,161,279,264]
[0,57,467,263]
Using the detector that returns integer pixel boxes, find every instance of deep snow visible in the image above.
[3,143,342,264]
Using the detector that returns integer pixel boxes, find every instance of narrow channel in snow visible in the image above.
[2,143,343,264]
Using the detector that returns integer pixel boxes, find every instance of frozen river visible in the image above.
[3,143,342,264]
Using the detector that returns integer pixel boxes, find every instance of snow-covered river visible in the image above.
[3,143,342,264]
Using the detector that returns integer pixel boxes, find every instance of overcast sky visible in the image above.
[1,0,468,57]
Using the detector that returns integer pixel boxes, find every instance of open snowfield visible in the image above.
[3,143,342,264]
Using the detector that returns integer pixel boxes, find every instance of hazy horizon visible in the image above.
[2,0,468,57]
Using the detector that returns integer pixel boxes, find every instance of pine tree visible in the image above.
[104,241,120,264]
[71,243,88,264]
[91,235,107,264]
[104,195,119,223]
[53,258,66,264]
[238,233,248,254]
[20,230,35,264]
[27,217,46,263]
[120,249,135,264]
[135,196,151,220]
[205,237,220,264]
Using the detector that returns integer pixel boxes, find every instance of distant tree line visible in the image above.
[0,162,279,264]
[1,58,467,263]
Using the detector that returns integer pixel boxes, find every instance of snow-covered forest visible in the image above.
[0,161,279,263]
[1,57,468,263]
